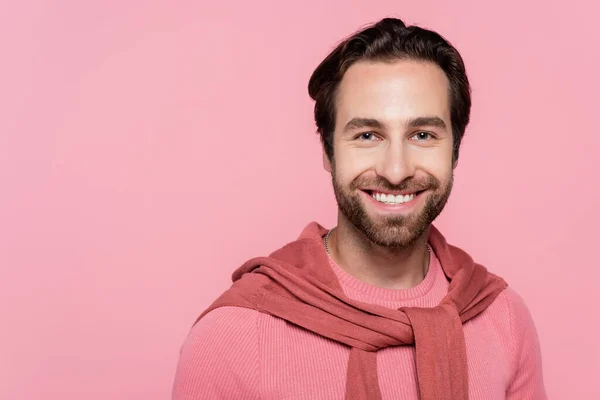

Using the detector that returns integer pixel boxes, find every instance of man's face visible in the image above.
[325,59,455,248]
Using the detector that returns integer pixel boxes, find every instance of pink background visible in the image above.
[1,1,598,399]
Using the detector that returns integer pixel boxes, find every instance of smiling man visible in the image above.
[173,18,546,400]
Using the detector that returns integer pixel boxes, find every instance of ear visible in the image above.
[452,158,459,170]
[322,147,332,173]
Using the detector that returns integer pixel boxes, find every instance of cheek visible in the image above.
[430,164,453,184]
[334,147,375,177]
[413,147,453,179]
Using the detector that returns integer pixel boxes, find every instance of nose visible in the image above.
[375,141,416,185]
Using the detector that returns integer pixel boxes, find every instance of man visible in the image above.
[172,18,546,399]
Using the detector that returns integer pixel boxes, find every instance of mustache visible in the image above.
[350,175,441,192]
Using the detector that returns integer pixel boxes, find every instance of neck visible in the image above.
[326,215,431,290]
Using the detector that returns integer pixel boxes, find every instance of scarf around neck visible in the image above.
[195,222,508,400]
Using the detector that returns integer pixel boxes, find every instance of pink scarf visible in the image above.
[195,222,507,399]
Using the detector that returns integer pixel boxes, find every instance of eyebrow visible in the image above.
[342,116,448,132]
[406,116,448,130]
[342,117,385,132]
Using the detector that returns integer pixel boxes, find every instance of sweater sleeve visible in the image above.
[505,287,547,399]
[172,306,261,400]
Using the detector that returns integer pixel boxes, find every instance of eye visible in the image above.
[411,131,434,141]
[357,132,378,141]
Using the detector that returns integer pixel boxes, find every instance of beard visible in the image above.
[331,167,453,248]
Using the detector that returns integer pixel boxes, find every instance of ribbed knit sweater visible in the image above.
[172,246,546,399]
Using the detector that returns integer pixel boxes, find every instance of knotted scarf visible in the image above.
[194,222,507,399]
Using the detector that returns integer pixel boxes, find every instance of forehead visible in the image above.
[335,59,451,126]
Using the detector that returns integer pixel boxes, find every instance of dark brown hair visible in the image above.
[308,18,472,164]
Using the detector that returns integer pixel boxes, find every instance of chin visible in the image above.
[354,215,425,248]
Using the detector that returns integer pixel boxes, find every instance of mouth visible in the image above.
[361,189,426,205]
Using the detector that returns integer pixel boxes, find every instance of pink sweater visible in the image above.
[172,248,546,399]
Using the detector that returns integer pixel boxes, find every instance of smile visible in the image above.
[364,190,423,205]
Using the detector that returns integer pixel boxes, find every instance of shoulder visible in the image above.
[172,306,262,400]
[484,286,538,348]
[472,285,541,369]
[488,287,546,397]
[187,305,260,348]
[503,287,536,329]
[501,286,542,363]
[494,286,538,346]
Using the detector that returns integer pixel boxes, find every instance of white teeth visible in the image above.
[371,191,416,205]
